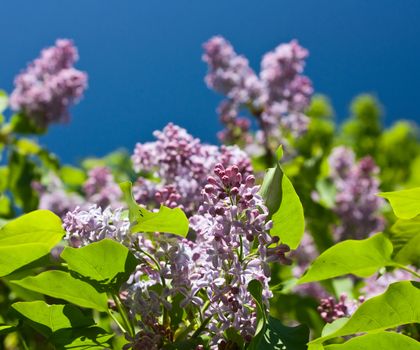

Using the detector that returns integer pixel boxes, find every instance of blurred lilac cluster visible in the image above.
[10,39,87,128]
[131,123,252,215]
[203,36,312,150]
[37,165,121,217]
[328,146,384,240]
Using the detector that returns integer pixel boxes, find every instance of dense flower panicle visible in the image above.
[202,36,260,103]
[318,294,364,323]
[189,163,291,344]
[10,39,87,127]
[83,166,122,209]
[328,146,384,240]
[63,205,130,248]
[131,123,252,214]
[203,36,312,147]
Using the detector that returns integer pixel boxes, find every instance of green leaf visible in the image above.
[61,239,137,291]
[9,113,46,134]
[60,166,87,187]
[298,234,393,284]
[389,216,420,265]
[12,301,94,336]
[51,326,113,349]
[0,90,8,114]
[0,324,16,336]
[14,138,41,155]
[249,316,309,350]
[0,210,63,277]
[8,150,40,212]
[120,181,189,236]
[12,270,108,312]
[259,146,305,249]
[379,187,420,220]
[324,332,420,350]
[310,281,420,344]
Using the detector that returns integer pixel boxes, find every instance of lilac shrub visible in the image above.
[328,146,384,240]
[10,39,87,128]
[63,161,292,348]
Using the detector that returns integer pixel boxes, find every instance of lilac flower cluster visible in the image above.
[63,205,130,248]
[35,174,83,218]
[189,163,291,345]
[83,166,122,209]
[10,39,87,127]
[203,36,313,149]
[328,146,384,240]
[318,294,364,323]
[131,123,252,215]
[36,166,121,217]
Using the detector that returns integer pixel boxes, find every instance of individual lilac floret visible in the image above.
[83,166,122,209]
[328,146,384,240]
[318,294,364,323]
[63,205,130,248]
[10,39,87,127]
[131,123,252,215]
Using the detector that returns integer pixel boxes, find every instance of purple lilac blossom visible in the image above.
[83,166,122,209]
[328,146,384,240]
[202,36,312,148]
[131,123,252,215]
[10,39,87,127]
[34,174,83,218]
[318,294,364,323]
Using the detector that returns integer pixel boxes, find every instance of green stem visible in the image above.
[112,294,135,338]
[18,332,29,350]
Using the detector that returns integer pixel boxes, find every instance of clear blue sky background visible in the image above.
[1,1,419,163]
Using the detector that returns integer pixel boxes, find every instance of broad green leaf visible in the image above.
[51,326,113,349]
[14,138,41,155]
[9,113,46,134]
[120,181,189,236]
[0,210,63,277]
[12,301,94,336]
[310,281,420,344]
[379,187,420,220]
[389,216,420,265]
[321,318,349,337]
[324,332,420,350]
[0,90,8,113]
[61,239,137,291]
[298,234,393,284]
[60,165,87,186]
[249,316,309,350]
[12,270,108,312]
[259,146,305,249]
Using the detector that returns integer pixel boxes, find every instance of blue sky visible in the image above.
[1,0,419,163]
